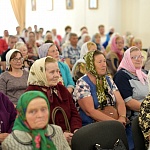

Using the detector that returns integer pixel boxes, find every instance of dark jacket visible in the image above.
[26,83,82,133]
[0,92,16,133]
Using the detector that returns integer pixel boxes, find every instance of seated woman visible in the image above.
[132,38,147,68]
[92,33,105,52]
[14,41,34,72]
[114,46,149,150]
[73,50,126,126]
[0,92,16,145]
[72,41,97,82]
[38,43,75,93]
[0,49,29,105]
[114,46,149,121]
[77,33,91,49]
[26,56,82,143]
[2,91,71,150]
[139,94,150,149]
[106,35,124,77]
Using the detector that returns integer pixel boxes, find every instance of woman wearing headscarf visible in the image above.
[14,42,34,72]
[72,41,97,82]
[139,94,150,149]
[77,33,91,49]
[106,35,124,77]
[0,49,28,105]
[2,91,71,150]
[26,56,82,144]
[38,43,74,93]
[73,50,126,126]
[114,46,149,150]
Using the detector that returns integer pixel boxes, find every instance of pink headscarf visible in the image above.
[117,46,147,85]
[111,36,124,62]
[111,36,123,54]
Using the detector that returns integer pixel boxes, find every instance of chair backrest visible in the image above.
[131,117,146,150]
[71,121,129,150]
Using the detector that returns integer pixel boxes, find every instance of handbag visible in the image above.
[98,105,119,120]
[51,106,71,132]
[94,139,127,150]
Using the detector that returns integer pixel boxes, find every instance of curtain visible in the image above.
[10,0,26,31]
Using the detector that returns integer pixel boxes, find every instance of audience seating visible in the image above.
[131,117,146,150]
[71,120,129,150]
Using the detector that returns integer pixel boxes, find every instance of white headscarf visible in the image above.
[6,49,20,69]
[80,42,89,59]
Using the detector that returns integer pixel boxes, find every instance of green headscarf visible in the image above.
[84,51,108,109]
[13,91,57,150]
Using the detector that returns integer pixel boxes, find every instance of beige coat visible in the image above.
[2,124,71,150]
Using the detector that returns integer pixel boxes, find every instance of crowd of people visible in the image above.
[0,24,150,150]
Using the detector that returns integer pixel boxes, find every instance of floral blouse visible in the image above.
[73,75,118,110]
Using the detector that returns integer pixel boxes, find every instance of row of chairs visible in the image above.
[71,117,146,150]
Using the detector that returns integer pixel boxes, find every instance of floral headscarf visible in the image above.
[118,46,147,85]
[13,91,56,150]
[139,94,150,149]
[28,57,50,87]
[28,56,61,103]
[84,51,108,109]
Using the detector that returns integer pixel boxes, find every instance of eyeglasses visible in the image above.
[131,55,144,60]
[12,57,24,63]
[116,42,124,44]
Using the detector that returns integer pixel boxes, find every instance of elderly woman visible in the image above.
[77,33,91,49]
[72,41,97,82]
[38,43,75,93]
[14,42,34,71]
[106,35,124,77]
[92,33,105,52]
[73,50,126,126]
[0,92,16,146]
[2,91,71,150]
[0,49,28,105]
[114,46,149,150]
[132,38,147,67]
[139,94,150,150]
[26,56,82,143]
[114,46,149,121]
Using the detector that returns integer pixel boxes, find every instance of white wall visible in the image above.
[0,0,150,48]
[26,0,122,37]
[121,0,150,48]
[0,0,18,35]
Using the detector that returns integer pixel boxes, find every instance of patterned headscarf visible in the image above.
[28,57,53,87]
[6,49,20,69]
[38,43,54,58]
[13,91,56,150]
[28,57,60,103]
[84,51,108,109]
[139,94,150,149]
[118,46,147,85]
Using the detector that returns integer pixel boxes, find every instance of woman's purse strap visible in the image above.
[52,106,71,132]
